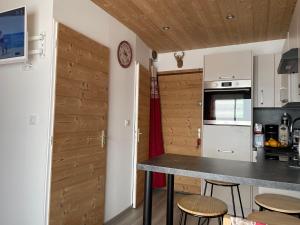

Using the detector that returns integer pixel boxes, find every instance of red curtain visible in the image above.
[149,66,166,188]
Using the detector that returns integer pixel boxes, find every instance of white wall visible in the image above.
[157,39,285,72]
[136,36,151,68]
[53,0,151,222]
[0,1,54,225]
[283,0,300,52]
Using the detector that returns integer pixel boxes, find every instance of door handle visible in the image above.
[101,130,106,149]
[197,128,201,148]
[217,149,234,154]
[218,75,235,80]
[137,128,142,143]
[260,89,264,105]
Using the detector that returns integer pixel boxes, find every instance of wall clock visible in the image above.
[117,41,132,68]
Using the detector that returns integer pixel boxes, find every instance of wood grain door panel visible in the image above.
[50,24,109,225]
[159,72,202,194]
[135,65,151,207]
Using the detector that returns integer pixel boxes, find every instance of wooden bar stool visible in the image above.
[248,211,300,225]
[204,180,245,218]
[255,193,300,217]
[177,195,228,225]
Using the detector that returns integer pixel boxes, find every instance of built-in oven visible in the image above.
[203,80,252,126]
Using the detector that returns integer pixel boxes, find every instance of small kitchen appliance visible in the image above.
[264,124,279,142]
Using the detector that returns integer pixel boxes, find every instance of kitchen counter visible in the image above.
[138,153,300,225]
[137,153,300,191]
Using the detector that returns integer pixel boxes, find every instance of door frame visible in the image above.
[158,68,203,76]
[44,20,59,225]
[131,61,140,208]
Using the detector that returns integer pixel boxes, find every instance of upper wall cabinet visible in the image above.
[274,54,289,107]
[204,51,252,81]
[253,54,275,107]
[254,54,288,108]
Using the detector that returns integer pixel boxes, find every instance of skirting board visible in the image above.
[104,207,132,225]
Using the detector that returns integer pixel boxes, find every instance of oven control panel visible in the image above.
[204,80,251,89]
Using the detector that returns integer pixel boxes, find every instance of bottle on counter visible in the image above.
[279,113,290,147]
[254,123,264,148]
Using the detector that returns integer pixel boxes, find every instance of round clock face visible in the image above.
[117,41,132,68]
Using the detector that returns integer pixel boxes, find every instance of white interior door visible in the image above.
[132,62,151,208]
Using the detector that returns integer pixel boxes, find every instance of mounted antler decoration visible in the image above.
[174,51,185,68]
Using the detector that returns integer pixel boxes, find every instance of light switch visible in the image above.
[124,119,130,127]
[29,114,39,125]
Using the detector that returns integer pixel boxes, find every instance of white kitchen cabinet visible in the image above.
[204,51,253,81]
[203,125,251,161]
[274,53,289,107]
[253,54,275,107]
[254,53,292,108]
[202,125,252,215]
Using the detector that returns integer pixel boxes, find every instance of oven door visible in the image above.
[204,88,251,126]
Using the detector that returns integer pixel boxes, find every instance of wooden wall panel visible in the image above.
[159,72,202,194]
[136,65,151,207]
[49,24,109,225]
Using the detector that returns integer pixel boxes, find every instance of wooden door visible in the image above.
[134,64,151,207]
[159,71,202,194]
[49,24,109,225]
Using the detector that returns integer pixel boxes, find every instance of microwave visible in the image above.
[203,80,252,126]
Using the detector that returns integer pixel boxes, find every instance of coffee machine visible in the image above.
[264,124,279,142]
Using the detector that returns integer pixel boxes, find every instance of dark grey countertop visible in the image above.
[137,154,300,191]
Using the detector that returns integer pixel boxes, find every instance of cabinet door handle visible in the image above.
[101,130,106,149]
[260,89,264,105]
[218,75,235,80]
[218,149,234,154]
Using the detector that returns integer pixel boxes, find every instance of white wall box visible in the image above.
[204,51,253,81]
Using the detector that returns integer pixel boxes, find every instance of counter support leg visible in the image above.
[167,174,174,225]
[143,171,153,225]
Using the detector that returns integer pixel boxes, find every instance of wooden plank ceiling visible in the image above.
[92,0,297,53]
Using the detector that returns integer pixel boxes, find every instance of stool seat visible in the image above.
[255,193,300,214]
[177,195,228,217]
[248,211,300,225]
[206,180,238,186]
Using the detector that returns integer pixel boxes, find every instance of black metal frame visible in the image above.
[143,172,175,225]
[204,180,245,218]
[167,174,174,225]
[143,171,153,225]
